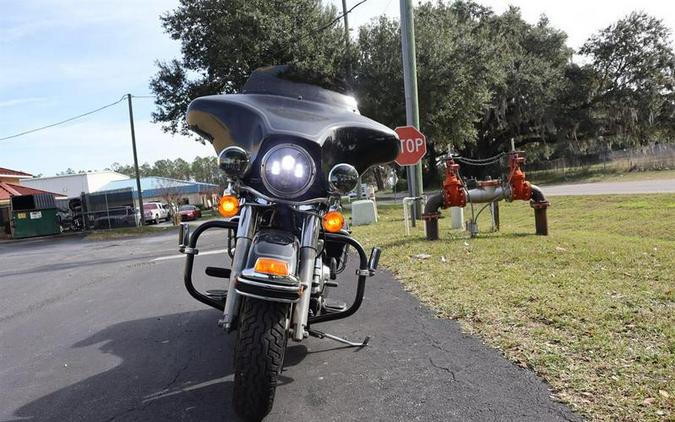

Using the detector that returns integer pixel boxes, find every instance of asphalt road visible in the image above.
[541,178,675,196]
[0,231,579,422]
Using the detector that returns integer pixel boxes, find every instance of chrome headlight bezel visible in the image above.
[218,146,251,178]
[328,163,359,194]
[260,144,316,198]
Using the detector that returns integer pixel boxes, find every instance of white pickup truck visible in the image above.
[143,202,170,224]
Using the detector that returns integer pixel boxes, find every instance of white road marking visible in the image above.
[151,249,229,262]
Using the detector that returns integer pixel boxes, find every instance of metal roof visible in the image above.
[0,182,67,202]
[0,167,33,178]
[97,177,219,198]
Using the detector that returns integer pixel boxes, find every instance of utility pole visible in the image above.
[341,0,353,81]
[127,94,145,226]
[342,0,363,200]
[400,0,424,220]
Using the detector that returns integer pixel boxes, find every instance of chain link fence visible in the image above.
[55,188,139,231]
[527,143,675,174]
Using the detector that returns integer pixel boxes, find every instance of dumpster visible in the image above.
[11,193,60,238]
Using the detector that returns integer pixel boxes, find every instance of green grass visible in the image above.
[529,166,675,186]
[353,195,674,421]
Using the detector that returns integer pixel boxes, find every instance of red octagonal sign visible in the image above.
[394,126,427,166]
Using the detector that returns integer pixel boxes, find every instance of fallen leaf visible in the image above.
[555,246,567,252]
[642,397,655,405]
[441,256,447,263]
[413,253,431,260]
[463,241,469,246]
[658,390,670,399]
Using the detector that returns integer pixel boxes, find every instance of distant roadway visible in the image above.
[540,178,675,196]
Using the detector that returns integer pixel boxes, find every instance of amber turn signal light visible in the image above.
[217,195,239,218]
[322,210,344,233]
[254,258,289,277]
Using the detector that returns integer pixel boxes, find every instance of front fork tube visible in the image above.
[221,205,257,331]
[291,214,320,341]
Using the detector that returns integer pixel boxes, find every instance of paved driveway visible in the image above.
[0,231,578,421]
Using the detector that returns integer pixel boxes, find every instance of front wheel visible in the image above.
[233,298,289,421]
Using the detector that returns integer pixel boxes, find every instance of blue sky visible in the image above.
[2,0,673,177]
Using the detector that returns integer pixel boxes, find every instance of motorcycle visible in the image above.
[179,66,400,421]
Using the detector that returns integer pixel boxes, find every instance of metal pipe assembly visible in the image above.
[422,152,550,240]
[530,184,549,236]
[422,193,444,240]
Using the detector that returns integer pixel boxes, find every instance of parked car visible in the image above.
[143,202,170,224]
[178,204,202,221]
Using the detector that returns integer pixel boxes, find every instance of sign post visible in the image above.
[399,0,424,221]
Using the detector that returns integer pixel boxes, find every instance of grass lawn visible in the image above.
[352,195,674,421]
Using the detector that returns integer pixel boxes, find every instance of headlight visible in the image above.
[328,163,359,194]
[261,144,315,197]
[218,146,250,178]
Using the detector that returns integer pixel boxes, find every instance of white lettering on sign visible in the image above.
[29,211,42,219]
[401,138,424,153]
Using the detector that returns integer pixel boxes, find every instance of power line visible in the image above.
[381,0,394,16]
[0,95,128,141]
[313,0,369,35]
[1,0,369,143]
[292,0,369,47]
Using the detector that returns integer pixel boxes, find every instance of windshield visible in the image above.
[143,204,157,210]
[179,205,195,211]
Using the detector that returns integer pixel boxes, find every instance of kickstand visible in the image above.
[308,328,369,348]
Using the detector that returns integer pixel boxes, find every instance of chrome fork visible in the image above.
[220,205,257,331]
[291,213,320,341]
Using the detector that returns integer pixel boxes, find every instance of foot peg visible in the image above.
[206,289,227,301]
[323,299,347,313]
[308,328,369,348]
[205,266,231,279]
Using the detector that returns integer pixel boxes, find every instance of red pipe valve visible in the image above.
[508,153,532,201]
[442,158,466,207]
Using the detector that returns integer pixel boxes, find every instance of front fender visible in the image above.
[244,229,299,274]
[235,229,303,303]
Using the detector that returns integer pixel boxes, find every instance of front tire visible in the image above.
[233,297,289,421]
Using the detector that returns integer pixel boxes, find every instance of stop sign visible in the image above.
[394,126,427,166]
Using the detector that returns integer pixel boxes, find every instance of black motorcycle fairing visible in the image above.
[321,126,400,177]
[186,68,400,188]
[186,96,266,164]
[187,93,399,174]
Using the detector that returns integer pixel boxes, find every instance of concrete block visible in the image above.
[351,200,377,226]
